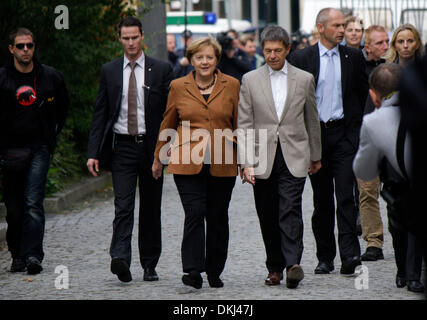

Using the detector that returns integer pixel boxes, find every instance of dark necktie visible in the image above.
[128,61,138,135]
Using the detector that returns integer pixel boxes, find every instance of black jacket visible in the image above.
[87,55,173,168]
[0,57,69,153]
[217,48,252,83]
[288,43,369,150]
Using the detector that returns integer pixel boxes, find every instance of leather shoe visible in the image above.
[407,280,425,293]
[314,261,334,274]
[111,258,132,282]
[26,256,43,275]
[340,257,362,275]
[182,271,203,289]
[265,272,283,285]
[143,268,159,281]
[286,265,304,289]
[396,275,406,288]
[207,276,224,288]
[361,247,384,261]
[10,258,26,272]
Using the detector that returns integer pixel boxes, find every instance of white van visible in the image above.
[167,11,252,49]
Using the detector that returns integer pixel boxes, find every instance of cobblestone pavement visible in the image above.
[0,173,424,300]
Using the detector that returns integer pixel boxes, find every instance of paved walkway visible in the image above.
[0,173,424,300]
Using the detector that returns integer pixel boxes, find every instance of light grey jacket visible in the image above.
[353,93,412,181]
[237,62,321,179]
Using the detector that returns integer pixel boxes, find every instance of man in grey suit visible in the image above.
[238,25,321,289]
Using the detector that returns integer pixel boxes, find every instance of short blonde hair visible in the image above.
[364,25,387,45]
[185,37,222,62]
[386,24,424,63]
[344,15,364,30]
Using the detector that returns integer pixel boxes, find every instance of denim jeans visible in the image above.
[4,144,50,262]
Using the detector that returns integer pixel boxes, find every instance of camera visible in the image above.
[216,32,234,54]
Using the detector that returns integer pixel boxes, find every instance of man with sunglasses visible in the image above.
[0,28,69,274]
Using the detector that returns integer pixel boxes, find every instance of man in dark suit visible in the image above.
[87,16,173,283]
[289,8,368,276]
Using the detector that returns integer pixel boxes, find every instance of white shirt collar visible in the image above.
[123,51,145,70]
[267,61,287,76]
[318,41,339,57]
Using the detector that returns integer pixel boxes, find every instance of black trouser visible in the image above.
[173,165,235,277]
[253,145,306,273]
[110,135,163,269]
[388,213,423,281]
[310,124,361,263]
[4,144,50,262]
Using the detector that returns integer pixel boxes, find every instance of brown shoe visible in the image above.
[286,265,304,289]
[265,272,283,285]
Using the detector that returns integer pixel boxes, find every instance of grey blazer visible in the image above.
[353,93,412,181]
[237,63,321,179]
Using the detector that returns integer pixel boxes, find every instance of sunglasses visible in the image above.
[15,42,34,50]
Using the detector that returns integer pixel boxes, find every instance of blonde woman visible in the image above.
[153,37,240,289]
[344,16,364,49]
[386,24,424,67]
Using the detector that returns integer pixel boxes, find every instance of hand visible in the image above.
[308,160,321,175]
[226,49,236,59]
[242,167,256,185]
[152,158,163,180]
[180,57,189,66]
[87,158,100,177]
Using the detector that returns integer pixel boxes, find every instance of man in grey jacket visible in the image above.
[353,63,424,293]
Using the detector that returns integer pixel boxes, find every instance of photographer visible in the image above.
[353,63,424,293]
[216,31,252,83]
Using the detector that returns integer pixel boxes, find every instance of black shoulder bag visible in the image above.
[379,117,413,232]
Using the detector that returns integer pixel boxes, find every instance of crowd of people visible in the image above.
[1,7,426,296]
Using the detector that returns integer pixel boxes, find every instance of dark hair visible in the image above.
[118,16,143,37]
[9,28,34,45]
[260,25,290,49]
[369,63,402,98]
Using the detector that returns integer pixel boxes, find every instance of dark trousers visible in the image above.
[388,217,423,281]
[253,145,306,273]
[173,165,235,277]
[4,144,50,261]
[310,124,361,263]
[110,137,163,269]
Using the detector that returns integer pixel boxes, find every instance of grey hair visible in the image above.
[369,63,402,99]
[260,25,290,49]
[316,7,341,26]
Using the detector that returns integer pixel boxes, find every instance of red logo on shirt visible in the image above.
[16,85,36,106]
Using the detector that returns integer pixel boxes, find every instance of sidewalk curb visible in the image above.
[0,172,112,243]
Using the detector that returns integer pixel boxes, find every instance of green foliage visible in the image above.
[0,0,137,197]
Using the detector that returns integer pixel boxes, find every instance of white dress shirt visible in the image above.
[268,62,288,121]
[113,52,146,135]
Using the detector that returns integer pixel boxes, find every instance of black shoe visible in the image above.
[143,267,159,281]
[182,271,203,289]
[407,280,425,293]
[110,258,132,283]
[396,275,406,288]
[340,257,362,275]
[10,258,26,272]
[26,256,43,275]
[361,247,384,261]
[207,275,224,288]
[314,261,334,274]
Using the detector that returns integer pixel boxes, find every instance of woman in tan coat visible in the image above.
[152,37,240,289]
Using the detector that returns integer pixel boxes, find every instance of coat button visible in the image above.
[274,140,277,144]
